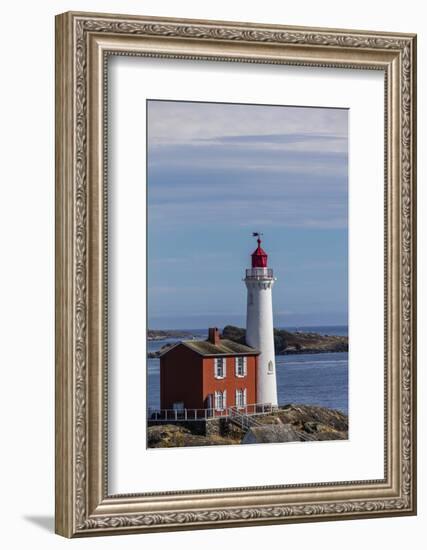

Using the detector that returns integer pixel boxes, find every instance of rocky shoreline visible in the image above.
[148,342,176,358]
[222,325,348,355]
[148,329,192,341]
[147,404,348,448]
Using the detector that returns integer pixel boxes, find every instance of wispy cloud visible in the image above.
[147,101,348,230]
[149,200,347,230]
[147,100,348,324]
[148,145,347,178]
[204,132,346,144]
[148,100,348,146]
[148,164,347,230]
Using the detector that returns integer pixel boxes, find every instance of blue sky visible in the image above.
[147,100,348,329]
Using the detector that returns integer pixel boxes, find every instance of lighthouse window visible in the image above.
[214,357,226,379]
[268,360,274,374]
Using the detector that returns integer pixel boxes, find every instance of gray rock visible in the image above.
[242,423,301,444]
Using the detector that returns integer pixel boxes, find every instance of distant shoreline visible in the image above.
[148,329,193,341]
[147,325,348,357]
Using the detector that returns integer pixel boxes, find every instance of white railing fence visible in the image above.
[148,403,273,422]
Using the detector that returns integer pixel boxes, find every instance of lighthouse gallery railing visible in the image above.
[245,267,274,279]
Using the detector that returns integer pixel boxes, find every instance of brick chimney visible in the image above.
[208,327,220,345]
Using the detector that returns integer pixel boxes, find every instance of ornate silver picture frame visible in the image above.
[55,11,417,537]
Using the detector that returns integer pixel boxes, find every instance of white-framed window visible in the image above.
[235,356,247,377]
[268,360,274,374]
[172,402,184,411]
[214,390,227,411]
[206,394,213,410]
[214,357,226,378]
[235,388,247,408]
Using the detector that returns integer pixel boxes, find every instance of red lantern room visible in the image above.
[251,237,268,268]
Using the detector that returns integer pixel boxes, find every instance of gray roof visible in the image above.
[162,339,259,357]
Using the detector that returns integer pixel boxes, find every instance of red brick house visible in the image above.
[160,328,260,415]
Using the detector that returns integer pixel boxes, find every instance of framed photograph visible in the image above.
[55,11,417,537]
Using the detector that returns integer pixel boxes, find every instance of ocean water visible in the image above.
[147,325,348,415]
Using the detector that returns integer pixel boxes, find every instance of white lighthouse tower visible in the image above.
[244,234,278,407]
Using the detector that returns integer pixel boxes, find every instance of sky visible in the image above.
[147,100,348,329]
